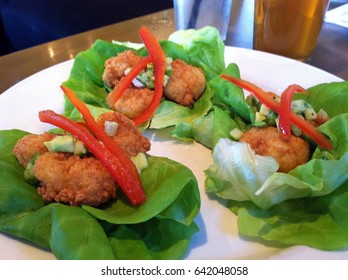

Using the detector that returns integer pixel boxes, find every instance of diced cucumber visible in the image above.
[44,135,87,155]
[24,153,39,184]
[229,128,244,141]
[254,112,267,127]
[44,135,74,153]
[73,140,87,156]
[260,104,271,116]
[291,99,307,113]
[131,153,148,174]
[304,108,317,120]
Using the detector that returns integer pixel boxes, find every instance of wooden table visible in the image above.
[0,0,347,94]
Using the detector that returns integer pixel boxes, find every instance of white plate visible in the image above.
[0,47,346,260]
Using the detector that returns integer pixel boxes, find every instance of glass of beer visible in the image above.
[253,0,330,62]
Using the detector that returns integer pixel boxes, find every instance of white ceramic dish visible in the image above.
[0,46,346,260]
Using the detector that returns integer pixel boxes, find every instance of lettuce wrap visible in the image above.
[204,74,348,250]
[0,27,222,258]
[62,27,225,131]
[0,129,200,259]
[61,24,348,251]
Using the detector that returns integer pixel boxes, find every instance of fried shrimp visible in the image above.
[164,59,206,107]
[103,50,155,118]
[34,153,116,206]
[240,126,310,173]
[103,50,142,88]
[98,111,151,156]
[102,51,206,118]
[13,134,117,206]
[12,133,54,167]
[13,110,150,206]
[107,82,154,119]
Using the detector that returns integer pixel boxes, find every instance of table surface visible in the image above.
[0,0,347,94]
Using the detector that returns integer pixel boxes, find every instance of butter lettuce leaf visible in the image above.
[170,62,250,147]
[168,26,225,80]
[0,129,200,259]
[63,27,225,132]
[228,180,348,250]
[205,80,348,250]
[83,156,200,226]
[306,81,348,118]
[108,218,199,260]
[205,115,348,209]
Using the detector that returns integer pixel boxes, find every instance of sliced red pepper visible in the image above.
[107,56,152,107]
[132,26,167,126]
[39,109,145,205]
[279,84,308,137]
[221,74,281,110]
[61,85,145,205]
[221,75,333,150]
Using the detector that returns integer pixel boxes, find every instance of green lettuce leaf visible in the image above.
[205,80,348,249]
[108,218,199,260]
[83,156,200,226]
[170,63,251,147]
[306,81,348,118]
[62,27,225,132]
[228,180,348,250]
[205,114,348,209]
[0,129,200,259]
[0,130,44,215]
[149,83,213,130]
[168,26,225,80]
[172,106,241,149]
[209,63,255,123]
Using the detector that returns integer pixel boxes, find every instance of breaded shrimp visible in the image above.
[103,50,206,118]
[13,133,55,167]
[103,50,143,88]
[34,153,116,206]
[164,59,206,107]
[107,82,154,119]
[240,126,310,173]
[13,110,150,206]
[98,111,151,156]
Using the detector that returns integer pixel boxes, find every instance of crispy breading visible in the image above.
[13,110,150,207]
[102,50,142,88]
[103,51,206,119]
[164,59,206,107]
[98,111,151,157]
[12,133,55,167]
[108,82,154,119]
[240,126,310,173]
[34,152,116,206]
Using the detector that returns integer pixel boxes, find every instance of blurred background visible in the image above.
[0,0,347,57]
[0,0,173,55]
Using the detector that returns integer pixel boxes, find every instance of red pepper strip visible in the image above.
[279,84,308,137]
[39,109,146,205]
[221,75,334,150]
[107,56,152,108]
[60,85,146,205]
[132,26,167,126]
[61,85,145,205]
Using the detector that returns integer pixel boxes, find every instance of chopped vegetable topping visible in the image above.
[134,57,172,89]
[60,85,146,205]
[221,75,333,150]
[44,135,87,155]
[107,56,152,106]
[279,84,308,137]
